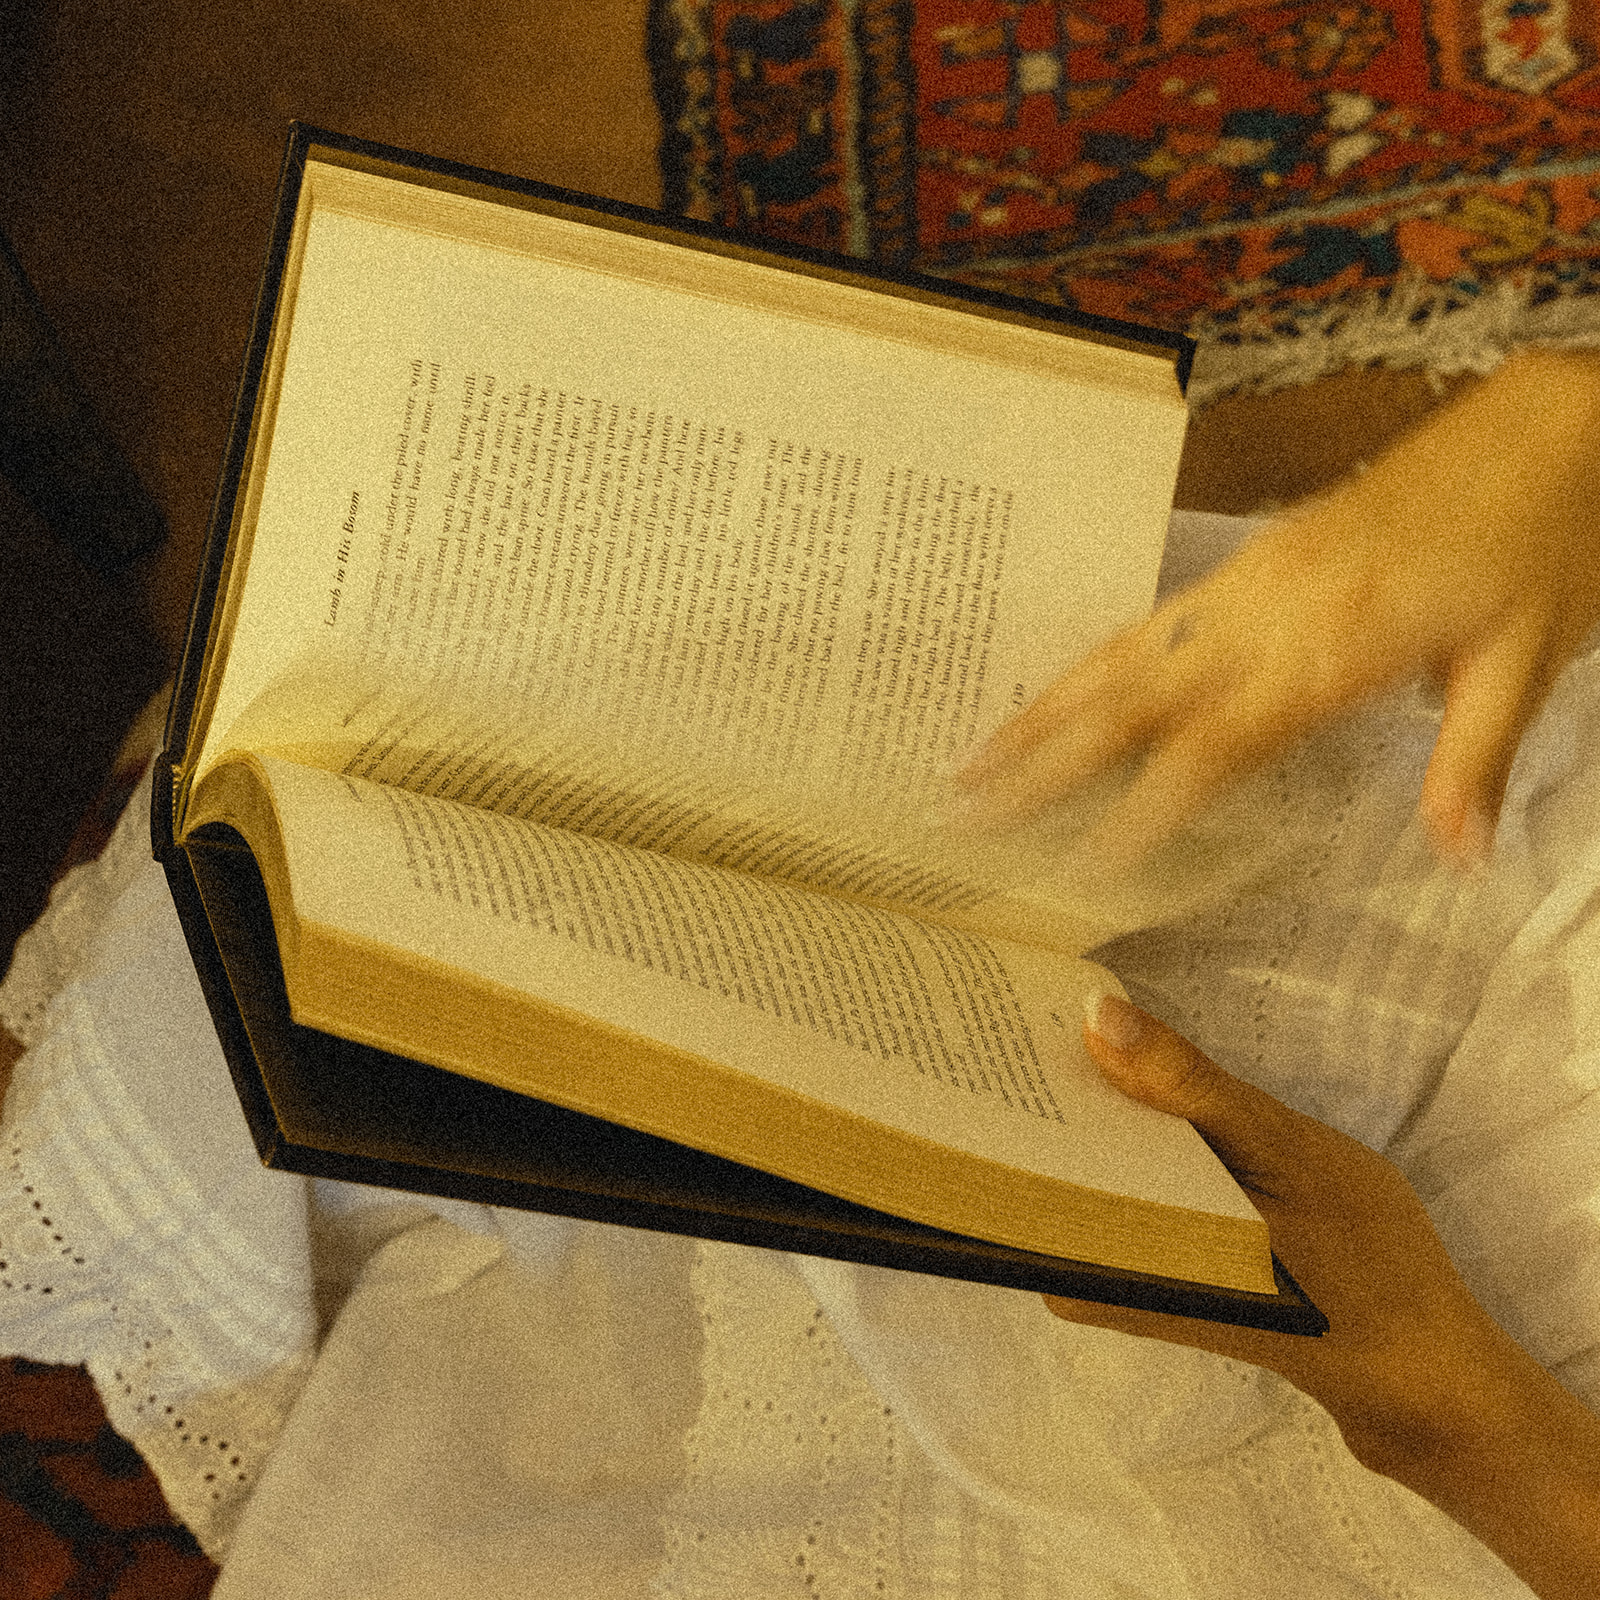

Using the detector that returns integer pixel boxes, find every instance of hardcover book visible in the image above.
[152,123,1325,1335]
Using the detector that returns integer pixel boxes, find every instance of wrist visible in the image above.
[1352,1335,1600,1598]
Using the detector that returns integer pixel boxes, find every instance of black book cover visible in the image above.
[152,124,1324,1336]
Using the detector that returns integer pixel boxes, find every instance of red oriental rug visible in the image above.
[0,1357,215,1600]
[648,0,1600,400]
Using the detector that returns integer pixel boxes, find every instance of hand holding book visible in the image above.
[1050,996,1600,1600]
[953,348,1600,875]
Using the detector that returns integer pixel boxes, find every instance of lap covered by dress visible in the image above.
[2,509,1593,1599]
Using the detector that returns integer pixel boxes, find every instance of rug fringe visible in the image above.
[1188,271,1600,406]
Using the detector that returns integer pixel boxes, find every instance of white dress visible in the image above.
[3,509,1593,1598]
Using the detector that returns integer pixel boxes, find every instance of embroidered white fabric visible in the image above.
[0,778,320,1550]
[5,508,1598,1595]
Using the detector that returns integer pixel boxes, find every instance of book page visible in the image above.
[217,654,1130,953]
[244,754,1257,1228]
[194,164,1186,851]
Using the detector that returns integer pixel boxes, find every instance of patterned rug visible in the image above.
[0,1358,215,1600]
[649,0,1600,400]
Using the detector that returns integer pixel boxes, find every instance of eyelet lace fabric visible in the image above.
[659,1239,1537,1599]
[659,1245,1190,1600]
[0,766,318,1557]
[653,1243,914,1598]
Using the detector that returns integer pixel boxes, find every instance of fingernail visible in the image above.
[1085,993,1149,1051]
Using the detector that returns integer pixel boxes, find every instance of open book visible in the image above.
[153,126,1324,1333]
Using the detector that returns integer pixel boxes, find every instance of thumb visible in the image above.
[1421,615,1554,870]
[1082,994,1317,1196]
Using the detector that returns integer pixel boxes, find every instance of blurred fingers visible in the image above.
[951,606,1227,830]
[1420,611,1560,871]
[1073,717,1261,868]
[947,705,1154,832]
[1069,653,1338,866]
[955,632,1145,793]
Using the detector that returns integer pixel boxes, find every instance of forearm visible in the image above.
[1363,1341,1600,1599]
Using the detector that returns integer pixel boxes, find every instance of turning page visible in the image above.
[191,161,1186,845]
